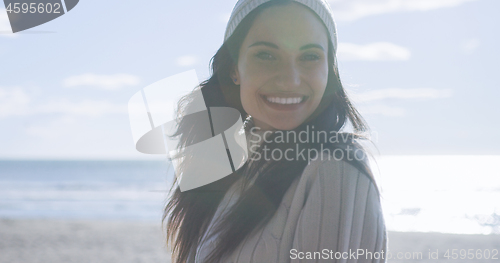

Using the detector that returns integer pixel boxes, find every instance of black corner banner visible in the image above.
[3,0,79,33]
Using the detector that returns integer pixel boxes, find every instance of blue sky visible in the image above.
[0,0,499,159]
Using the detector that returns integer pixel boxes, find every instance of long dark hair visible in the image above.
[164,1,376,262]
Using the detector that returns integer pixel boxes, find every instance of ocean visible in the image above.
[0,156,499,235]
[373,155,500,235]
[0,160,173,221]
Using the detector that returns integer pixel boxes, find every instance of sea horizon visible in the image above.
[1,155,499,235]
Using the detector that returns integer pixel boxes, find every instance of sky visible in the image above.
[0,0,499,159]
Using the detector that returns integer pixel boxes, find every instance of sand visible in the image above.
[0,219,171,263]
[386,232,500,263]
[1,219,499,263]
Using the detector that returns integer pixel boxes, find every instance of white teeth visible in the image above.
[265,96,304,105]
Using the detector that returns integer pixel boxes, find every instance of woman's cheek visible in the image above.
[240,84,259,115]
[249,63,273,79]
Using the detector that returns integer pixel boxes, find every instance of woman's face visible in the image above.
[233,3,329,131]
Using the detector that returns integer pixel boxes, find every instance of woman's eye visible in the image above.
[255,52,275,61]
[301,53,320,61]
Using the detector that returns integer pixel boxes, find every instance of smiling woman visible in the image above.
[164,0,387,262]
[232,3,329,130]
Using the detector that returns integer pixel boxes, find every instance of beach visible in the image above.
[387,231,500,263]
[1,219,500,263]
[0,219,171,263]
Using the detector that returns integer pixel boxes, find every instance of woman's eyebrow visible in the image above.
[248,41,279,49]
[248,42,325,51]
[300,43,325,51]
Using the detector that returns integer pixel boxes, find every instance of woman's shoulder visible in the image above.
[284,155,387,263]
[303,149,372,178]
[298,151,379,200]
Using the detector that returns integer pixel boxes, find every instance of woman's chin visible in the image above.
[258,119,302,131]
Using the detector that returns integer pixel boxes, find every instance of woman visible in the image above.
[164,0,387,262]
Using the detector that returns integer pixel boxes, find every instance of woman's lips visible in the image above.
[260,94,308,111]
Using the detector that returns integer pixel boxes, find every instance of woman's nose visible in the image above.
[275,60,301,90]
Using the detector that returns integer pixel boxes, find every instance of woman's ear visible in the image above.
[231,66,240,85]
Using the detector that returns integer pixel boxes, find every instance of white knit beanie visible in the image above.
[224,0,338,54]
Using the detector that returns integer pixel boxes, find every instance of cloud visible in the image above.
[62,74,140,90]
[38,99,127,117]
[0,87,126,119]
[358,104,406,116]
[24,116,77,139]
[176,55,199,67]
[0,87,31,118]
[461,39,481,53]
[329,0,479,21]
[351,88,453,116]
[351,88,453,102]
[337,42,411,61]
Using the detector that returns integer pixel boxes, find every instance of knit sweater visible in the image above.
[187,156,388,263]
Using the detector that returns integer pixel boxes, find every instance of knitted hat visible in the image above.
[224,0,338,54]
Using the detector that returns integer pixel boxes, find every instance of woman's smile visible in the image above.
[260,93,308,111]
